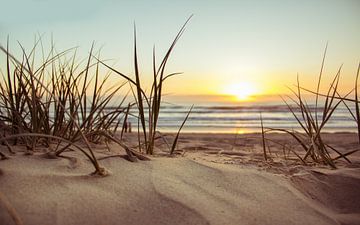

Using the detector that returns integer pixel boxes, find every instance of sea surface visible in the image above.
[123,101,358,134]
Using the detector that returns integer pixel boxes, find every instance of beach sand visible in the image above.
[0,132,359,225]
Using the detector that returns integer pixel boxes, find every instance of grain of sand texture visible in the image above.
[0,133,359,225]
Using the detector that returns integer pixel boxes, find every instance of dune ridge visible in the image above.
[1,133,360,225]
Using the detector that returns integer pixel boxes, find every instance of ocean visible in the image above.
[123,100,358,134]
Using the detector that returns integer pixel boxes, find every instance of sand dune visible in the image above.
[0,133,359,225]
[291,168,360,225]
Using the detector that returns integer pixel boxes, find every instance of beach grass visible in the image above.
[261,48,359,167]
[0,38,131,175]
[0,17,193,174]
[1,17,358,173]
[96,16,192,155]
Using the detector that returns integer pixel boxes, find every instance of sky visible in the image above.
[1,0,359,103]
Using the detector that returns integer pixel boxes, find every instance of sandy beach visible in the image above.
[1,132,359,225]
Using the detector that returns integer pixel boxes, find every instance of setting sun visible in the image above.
[223,82,259,101]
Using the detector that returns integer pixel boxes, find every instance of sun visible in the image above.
[223,82,258,101]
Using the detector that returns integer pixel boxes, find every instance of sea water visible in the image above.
[120,100,357,134]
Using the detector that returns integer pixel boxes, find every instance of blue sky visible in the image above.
[1,0,359,99]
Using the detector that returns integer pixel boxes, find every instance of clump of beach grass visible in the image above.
[97,16,193,155]
[0,17,193,174]
[0,37,135,175]
[261,47,359,168]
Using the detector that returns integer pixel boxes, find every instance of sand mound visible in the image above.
[291,168,360,225]
[1,133,359,225]
[0,151,340,225]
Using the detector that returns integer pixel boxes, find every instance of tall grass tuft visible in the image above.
[0,18,193,173]
[262,48,359,168]
[96,16,192,155]
[0,38,132,175]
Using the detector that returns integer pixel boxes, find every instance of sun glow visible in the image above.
[223,82,259,101]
